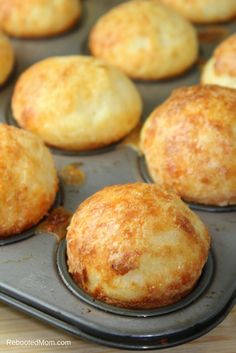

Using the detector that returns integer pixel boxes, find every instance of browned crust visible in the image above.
[141,84,236,206]
[0,184,58,238]
[67,183,210,309]
[0,0,81,38]
[11,56,141,151]
[88,0,198,80]
[214,34,236,76]
[72,272,196,309]
[0,124,58,237]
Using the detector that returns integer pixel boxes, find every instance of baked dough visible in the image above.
[141,85,236,206]
[67,183,210,309]
[0,31,14,85]
[0,0,81,38]
[159,0,236,23]
[202,34,236,89]
[12,55,142,151]
[89,0,198,80]
[0,124,58,237]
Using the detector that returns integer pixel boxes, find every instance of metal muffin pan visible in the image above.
[0,0,236,350]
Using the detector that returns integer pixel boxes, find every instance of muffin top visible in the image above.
[12,56,142,151]
[0,0,81,38]
[89,0,198,80]
[67,182,210,309]
[0,124,58,237]
[141,85,236,206]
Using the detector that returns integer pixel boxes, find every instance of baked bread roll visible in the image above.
[67,183,210,309]
[0,124,58,237]
[89,0,198,80]
[12,56,142,151]
[141,85,236,206]
[159,0,236,23]
[202,34,236,89]
[0,31,14,85]
[0,0,81,38]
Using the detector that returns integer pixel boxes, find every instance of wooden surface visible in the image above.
[0,302,236,353]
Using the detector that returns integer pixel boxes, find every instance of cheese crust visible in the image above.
[0,0,81,38]
[12,56,142,151]
[89,0,198,80]
[141,85,236,206]
[0,124,58,237]
[67,183,210,309]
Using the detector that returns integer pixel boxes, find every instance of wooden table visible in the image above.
[0,302,235,353]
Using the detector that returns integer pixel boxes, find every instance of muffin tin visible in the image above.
[0,0,236,350]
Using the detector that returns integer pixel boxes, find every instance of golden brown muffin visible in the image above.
[89,0,198,80]
[202,34,236,89]
[141,85,236,206]
[67,183,210,309]
[159,0,236,23]
[0,31,14,85]
[0,124,58,237]
[12,55,142,151]
[0,0,81,38]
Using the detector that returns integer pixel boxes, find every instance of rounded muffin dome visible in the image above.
[202,34,236,89]
[12,55,142,151]
[159,0,236,23]
[0,0,81,38]
[67,183,210,309]
[0,31,14,85]
[141,85,236,206]
[0,124,58,237]
[89,0,198,80]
